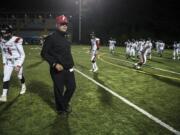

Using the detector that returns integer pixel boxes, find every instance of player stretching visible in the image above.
[173,41,180,60]
[90,33,100,72]
[134,40,152,69]
[108,37,116,54]
[0,24,26,102]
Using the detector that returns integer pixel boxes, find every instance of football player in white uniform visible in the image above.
[125,40,131,59]
[130,41,136,58]
[90,34,100,72]
[173,41,180,60]
[134,40,152,69]
[156,40,165,57]
[108,37,116,54]
[146,39,153,60]
[136,39,145,58]
[0,25,26,102]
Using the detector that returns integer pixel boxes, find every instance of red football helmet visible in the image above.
[56,15,68,25]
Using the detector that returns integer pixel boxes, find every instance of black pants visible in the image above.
[50,68,76,111]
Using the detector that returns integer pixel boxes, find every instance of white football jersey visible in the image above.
[159,42,165,50]
[138,41,144,52]
[177,44,180,49]
[131,42,137,49]
[0,36,25,66]
[125,41,130,48]
[142,41,152,54]
[174,43,180,50]
[91,37,100,51]
[109,40,116,47]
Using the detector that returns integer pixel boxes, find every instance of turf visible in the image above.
[0,45,179,135]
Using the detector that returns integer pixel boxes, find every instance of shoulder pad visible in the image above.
[12,36,23,43]
[15,37,22,43]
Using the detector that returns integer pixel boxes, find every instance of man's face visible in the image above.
[58,24,68,32]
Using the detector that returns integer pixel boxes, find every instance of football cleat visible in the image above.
[133,63,141,69]
[20,84,26,95]
[0,96,7,102]
[133,63,138,68]
[136,66,141,69]
[93,68,99,72]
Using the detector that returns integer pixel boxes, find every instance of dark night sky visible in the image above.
[1,0,180,41]
[1,0,179,24]
[0,0,179,17]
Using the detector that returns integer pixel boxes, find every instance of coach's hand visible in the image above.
[15,65,21,72]
[55,64,64,71]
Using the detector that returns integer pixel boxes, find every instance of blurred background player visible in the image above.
[173,41,180,60]
[108,37,116,54]
[146,39,153,60]
[156,40,165,57]
[130,39,136,59]
[125,40,131,59]
[90,33,100,72]
[136,39,145,59]
[134,40,152,69]
[0,24,26,102]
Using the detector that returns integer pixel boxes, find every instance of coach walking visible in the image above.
[41,15,76,115]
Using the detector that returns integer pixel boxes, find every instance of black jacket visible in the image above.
[41,30,74,69]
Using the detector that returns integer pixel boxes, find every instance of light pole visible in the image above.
[79,0,82,43]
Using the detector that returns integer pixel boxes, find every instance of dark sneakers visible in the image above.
[57,110,68,116]
[56,105,72,116]
[65,105,72,113]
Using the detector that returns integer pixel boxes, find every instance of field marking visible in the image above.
[30,47,41,50]
[82,47,177,71]
[82,47,172,60]
[75,68,180,135]
[100,48,172,60]
[102,54,180,76]
[74,49,180,81]
[114,50,171,60]
[99,55,180,81]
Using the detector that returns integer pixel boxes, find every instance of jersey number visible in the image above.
[7,47,12,56]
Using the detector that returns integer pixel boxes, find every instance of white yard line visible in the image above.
[103,55,180,76]
[80,48,179,75]
[75,68,180,135]
[75,49,180,80]
[111,50,171,60]
[30,47,41,50]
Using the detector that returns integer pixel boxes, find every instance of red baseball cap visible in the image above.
[56,15,68,25]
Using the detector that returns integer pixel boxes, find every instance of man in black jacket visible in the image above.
[41,15,76,115]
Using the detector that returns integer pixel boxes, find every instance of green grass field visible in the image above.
[0,45,180,135]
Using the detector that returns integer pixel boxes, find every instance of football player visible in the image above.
[0,24,26,102]
[134,40,152,69]
[173,41,180,60]
[136,39,145,58]
[156,40,165,57]
[130,40,136,58]
[90,33,100,72]
[146,39,153,60]
[108,37,116,54]
[125,40,131,59]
